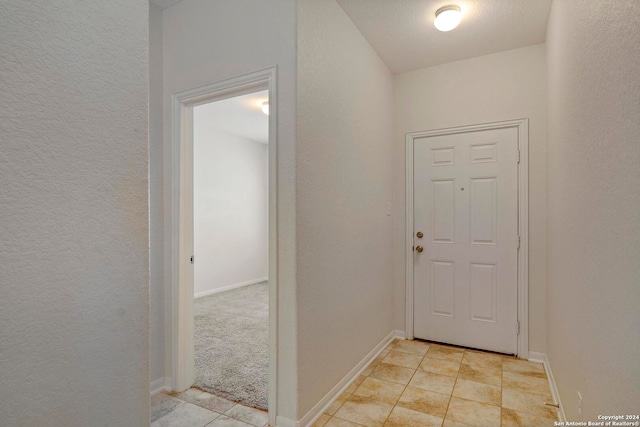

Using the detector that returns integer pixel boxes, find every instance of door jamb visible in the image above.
[169,66,278,423]
[405,119,529,358]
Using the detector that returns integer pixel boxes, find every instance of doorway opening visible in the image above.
[191,90,269,409]
[170,68,278,425]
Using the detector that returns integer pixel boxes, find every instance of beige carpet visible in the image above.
[193,282,268,410]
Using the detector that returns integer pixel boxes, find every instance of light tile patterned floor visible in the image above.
[151,388,269,427]
[151,339,559,427]
[315,339,559,427]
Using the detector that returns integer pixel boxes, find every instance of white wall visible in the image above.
[0,1,149,425]
[297,0,395,417]
[193,127,268,296]
[161,0,297,420]
[149,1,166,389]
[393,44,548,353]
[546,0,640,419]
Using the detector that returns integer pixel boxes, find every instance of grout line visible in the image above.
[151,399,187,425]
[330,414,368,427]
[441,349,463,425]
[379,341,414,426]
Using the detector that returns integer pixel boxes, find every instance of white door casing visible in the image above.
[170,67,278,426]
[405,120,529,358]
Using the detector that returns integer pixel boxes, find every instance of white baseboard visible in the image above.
[394,330,407,340]
[298,330,405,427]
[528,352,566,422]
[194,277,268,299]
[527,351,545,363]
[150,377,172,396]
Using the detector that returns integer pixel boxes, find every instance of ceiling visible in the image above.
[194,90,269,144]
[151,0,552,74]
[336,0,553,73]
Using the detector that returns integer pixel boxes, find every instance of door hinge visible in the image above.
[517,235,521,249]
[517,149,521,164]
[516,320,520,335]
[190,255,194,264]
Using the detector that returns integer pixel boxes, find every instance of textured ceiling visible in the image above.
[336,0,553,73]
[151,0,552,73]
[149,0,182,9]
[194,90,269,144]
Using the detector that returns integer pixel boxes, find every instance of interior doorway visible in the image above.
[191,90,269,409]
[170,68,278,425]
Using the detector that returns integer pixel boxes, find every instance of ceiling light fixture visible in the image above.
[261,101,269,115]
[434,5,462,32]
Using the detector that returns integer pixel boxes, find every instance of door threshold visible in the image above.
[410,338,517,357]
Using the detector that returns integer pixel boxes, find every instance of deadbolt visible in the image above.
[415,245,424,253]
[416,231,424,238]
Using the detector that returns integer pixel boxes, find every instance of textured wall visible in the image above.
[193,128,268,296]
[393,44,548,353]
[297,0,395,417]
[0,1,149,425]
[161,0,297,420]
[149,2,166,389]
[546,0,640,419]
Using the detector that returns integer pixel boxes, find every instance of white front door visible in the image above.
[413,127,519,354]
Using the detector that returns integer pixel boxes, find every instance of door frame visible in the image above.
[169,66,278,422]
[405,119,529,358]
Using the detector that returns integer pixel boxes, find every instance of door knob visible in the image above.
[415,245,424,253]
[416,231,424,238]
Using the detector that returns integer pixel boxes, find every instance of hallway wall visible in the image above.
[193,128,268,297]
[393,44,548,353]
[297,0,395,417]
[546,0,640,419]
[0,0,150,424]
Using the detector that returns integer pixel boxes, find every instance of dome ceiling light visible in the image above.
[434,5,462,32]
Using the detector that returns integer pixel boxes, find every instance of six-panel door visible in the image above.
[413,127,519,354]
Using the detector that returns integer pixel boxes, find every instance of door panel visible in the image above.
[470,177,497,244]
[413,127,518,354]
[469,263,497,322]
[430,260,455,317]
[431,180,455,242]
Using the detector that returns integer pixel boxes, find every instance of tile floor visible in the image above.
[315,339,559,427]
[151,388,269,427]
[151,339,559,427]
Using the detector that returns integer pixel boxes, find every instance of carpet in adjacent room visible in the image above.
[193,281,268,411]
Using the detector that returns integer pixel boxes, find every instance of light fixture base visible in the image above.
[435,4,461,16]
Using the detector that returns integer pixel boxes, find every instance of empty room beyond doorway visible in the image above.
[192,90,269,410]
